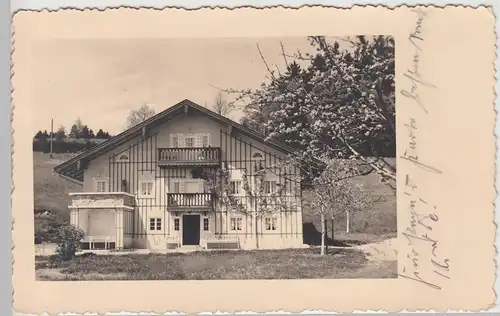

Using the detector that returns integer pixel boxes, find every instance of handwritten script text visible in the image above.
[399,8,450,290]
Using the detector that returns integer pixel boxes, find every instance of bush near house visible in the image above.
[54,224,86,261]
[34,212,67,244]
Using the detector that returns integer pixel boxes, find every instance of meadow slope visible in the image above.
[33,152,80,220]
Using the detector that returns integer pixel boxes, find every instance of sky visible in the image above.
[30,37,320,135]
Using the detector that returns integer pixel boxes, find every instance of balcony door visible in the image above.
[185,136,196,148]
[184,180,202,193]
[170,179,206,206]
[184,180,204,206]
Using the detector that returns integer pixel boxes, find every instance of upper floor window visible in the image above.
[263,180,277,194]
[95,179,108,192]
[185,137,195,148]
[121,179,129,193]
[229,181,241,195]
[139,180,154,197]
[252,151,264,160]
[202,135,209,147]
[171,180,181,193]
[170,133,211,148]
[172,136,179,148]
[117,154,129,163]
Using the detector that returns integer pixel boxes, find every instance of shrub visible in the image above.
[34,213,67,243]
[55,224,85,261]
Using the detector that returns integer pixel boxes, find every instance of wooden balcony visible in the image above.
[158,147,221,167]
[167,193,214,210]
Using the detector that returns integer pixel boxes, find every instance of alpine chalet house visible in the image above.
[54,99,303,251]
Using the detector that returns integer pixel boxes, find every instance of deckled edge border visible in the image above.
[9,4,498,314]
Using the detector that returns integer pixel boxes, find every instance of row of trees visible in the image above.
[33,138,101,154]
[226,36,396,255]
[34,95,232,144]
[33,118,114,154]
[34,118,113,141]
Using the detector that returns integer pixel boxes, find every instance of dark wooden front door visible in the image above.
[182,215,200,245]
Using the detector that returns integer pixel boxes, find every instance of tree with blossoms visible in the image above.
[232,36,396,190]
[304,160,372,255]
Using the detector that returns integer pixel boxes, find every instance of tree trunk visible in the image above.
[346,211,350,234]
[331,215,335,241]
[320,209,326,256]
[324,219,328,254]
[254,200,259,249]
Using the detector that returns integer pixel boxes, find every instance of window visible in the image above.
[149,218,162,231]
[229,181,241,195]
[230,218,242,231]
[117,154,129,163]
[174,218,180,231]
[264,181,277,194]
[121,179,129,193]
[172,136,179,148]
[265,217,277,231]
[96,180,108,192]
[252,152,264,160]
[172,181,181,193]
[203,218,209,231]
[202,135,209,147]
[185,137,195,148]
[139,181,154,196]
[283,181,290,194]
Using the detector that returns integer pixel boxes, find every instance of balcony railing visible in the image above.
[158,147,221,167]
[167,193,214,210]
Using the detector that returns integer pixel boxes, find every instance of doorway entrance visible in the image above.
[182,214,200,245]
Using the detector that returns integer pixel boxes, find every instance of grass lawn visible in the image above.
[36,248,397,281]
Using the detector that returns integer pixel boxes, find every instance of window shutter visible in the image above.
[170,134,179,148]
[178,134,185,148]
[179,180,185,193]
[195,134,203,147]
[203,134,209,147]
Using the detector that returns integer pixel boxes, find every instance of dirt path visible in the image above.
[354,237,397,261]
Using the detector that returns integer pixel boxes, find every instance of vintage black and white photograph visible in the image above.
[32,36,396,281]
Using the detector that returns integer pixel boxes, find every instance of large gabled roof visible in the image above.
[53,99,297,184]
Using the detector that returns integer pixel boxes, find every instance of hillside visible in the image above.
[33,152,81,220]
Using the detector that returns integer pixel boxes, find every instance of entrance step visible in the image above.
[176,245,201,253]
